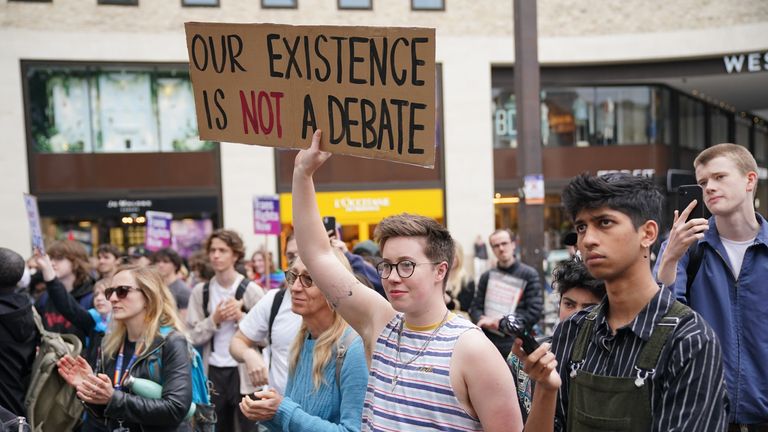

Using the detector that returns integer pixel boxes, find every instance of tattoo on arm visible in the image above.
[323,280,355,309]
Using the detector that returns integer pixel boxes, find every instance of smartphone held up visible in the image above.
[677,185,710,220]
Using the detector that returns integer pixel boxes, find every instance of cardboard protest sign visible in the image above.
[145,211,173,251]
[185,22,436,168]
[253,195,281,235]
[484,269,526,322]
[23,194,45,252]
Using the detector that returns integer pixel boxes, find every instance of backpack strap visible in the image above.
[268,289,287,346]
[635,301,692,372]
[235,278,250,301]
[685,242,704,302]
[202,282,211,318]
[334,328,358,390]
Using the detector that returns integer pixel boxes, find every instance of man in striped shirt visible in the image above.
[517,173,729,431]
[292,130,524,431]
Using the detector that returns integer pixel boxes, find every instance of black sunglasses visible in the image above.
[105,285,140,299]
[285,271,313,288]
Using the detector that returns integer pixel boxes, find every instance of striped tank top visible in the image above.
[363,312,484,431]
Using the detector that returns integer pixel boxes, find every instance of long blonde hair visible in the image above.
[288,248,353,390]
[446,242,468,302]
[102,265,186,358]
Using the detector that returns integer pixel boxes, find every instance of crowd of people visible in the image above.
[0,138,765,431]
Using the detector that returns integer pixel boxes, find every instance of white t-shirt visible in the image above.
[720,236,754,280]
[238,288,302,395]
[207,275,255,367]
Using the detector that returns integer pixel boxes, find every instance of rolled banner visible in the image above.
[124,376,196,419]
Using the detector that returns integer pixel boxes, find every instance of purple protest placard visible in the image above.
[253,195,281,235]
[145,211,173,251]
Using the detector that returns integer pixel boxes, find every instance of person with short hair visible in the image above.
[655,143,768,429]
[470,229,543,358]
[0,247,40,418]
[96,244,121,280]
[187,229,264,432]
[519,173,728,431]
[291,130,523,431]
[506,257,605,422]
[152,248,191,320]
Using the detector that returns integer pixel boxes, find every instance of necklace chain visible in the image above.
[391,310,450,390]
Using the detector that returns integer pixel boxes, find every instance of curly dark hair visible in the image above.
[552,257,606,300]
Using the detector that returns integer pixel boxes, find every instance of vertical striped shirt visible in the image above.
[363,313,483,432]
[550,287,729,431]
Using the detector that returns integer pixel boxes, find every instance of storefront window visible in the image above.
[679,95,705,150]
[541,87,594,147]
[595,87,652,145]
[710,108,729,146]
[492,89,517,148]
[755,123,768,165]
[736,116,752,148]
[27,65,213,154]
[493,85,663,148]
[652,87,672,145]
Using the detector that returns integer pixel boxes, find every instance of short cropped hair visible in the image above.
[694,143,758,176]
[562,173,663,229]
[374,213,454,288]
[152,248,183,273]
[205,229,245,262]
[0,247,25,289]
[489,229,516,244]
[553,257,606,300]
[97,244,120,259]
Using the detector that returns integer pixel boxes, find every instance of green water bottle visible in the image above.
[124,376,196,419]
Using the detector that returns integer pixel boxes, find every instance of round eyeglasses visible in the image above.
[376,260,441,279]
[285,271,313,288]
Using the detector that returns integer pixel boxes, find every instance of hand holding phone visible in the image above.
[499,315,540,354]
[677,185,709,220]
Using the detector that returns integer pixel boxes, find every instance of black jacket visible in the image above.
[44,278,105,366]
[470,261,543,356]
[0,290,40,417]
[88,331,193,432]
[36,278,94,344]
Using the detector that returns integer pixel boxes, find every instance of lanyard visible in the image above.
[113,340,139,390]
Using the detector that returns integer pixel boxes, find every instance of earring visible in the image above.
[642,244,648,259]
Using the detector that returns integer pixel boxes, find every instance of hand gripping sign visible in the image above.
[185,22,437,168]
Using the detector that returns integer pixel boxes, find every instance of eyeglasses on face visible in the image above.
[105,285,140,300]
[376,260,441,279]
[285,271,313,288]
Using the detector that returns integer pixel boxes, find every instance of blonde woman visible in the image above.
[444,243,476,314]
[239,251,367,432]
[57,265,193,432]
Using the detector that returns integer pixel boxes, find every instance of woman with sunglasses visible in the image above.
[57,265,193,432]
[238,250,368,432]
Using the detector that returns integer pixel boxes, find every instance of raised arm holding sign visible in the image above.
[185,22,437,167]
[292,130,523,431]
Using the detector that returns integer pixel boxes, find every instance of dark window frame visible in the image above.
[261,0,297,9]
[181,0,219,7]
[338,0,372,10]
[97,0,139,5]
[411,0,444,11]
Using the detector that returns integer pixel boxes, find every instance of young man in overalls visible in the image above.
[516,173,729,431]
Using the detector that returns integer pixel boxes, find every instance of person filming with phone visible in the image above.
[655,143,768,430]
